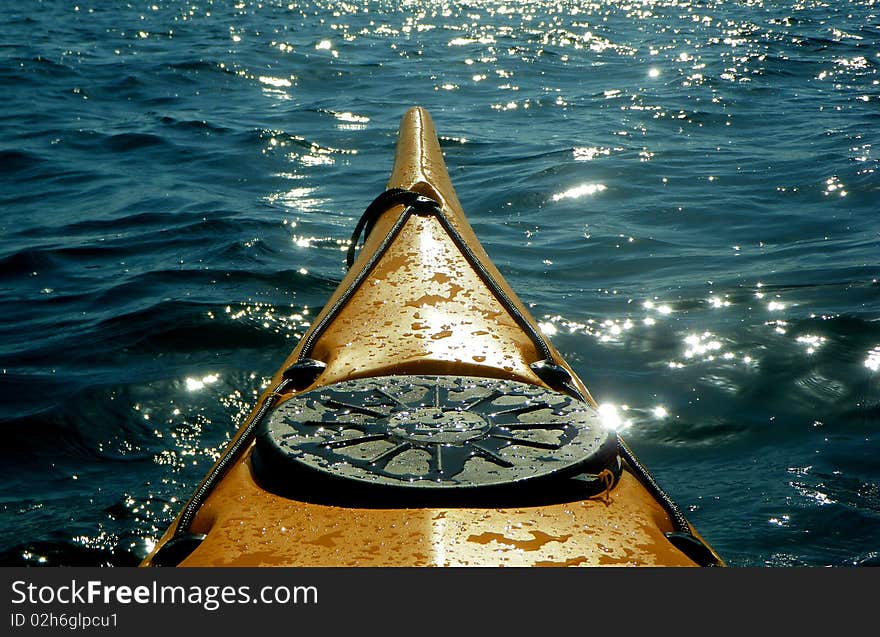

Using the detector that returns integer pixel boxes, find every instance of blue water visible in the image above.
[1,0,878,567]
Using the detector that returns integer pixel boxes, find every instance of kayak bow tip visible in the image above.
[388,106,463,215]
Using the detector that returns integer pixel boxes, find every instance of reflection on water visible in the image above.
[866,347,880,372]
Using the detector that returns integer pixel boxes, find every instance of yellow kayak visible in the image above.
[141,107,723,567]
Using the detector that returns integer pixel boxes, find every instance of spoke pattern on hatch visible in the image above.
[275,377,585,483]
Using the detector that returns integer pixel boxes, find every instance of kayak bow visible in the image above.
[142,107,723,567]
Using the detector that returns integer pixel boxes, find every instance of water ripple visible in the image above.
[1,0,878,567]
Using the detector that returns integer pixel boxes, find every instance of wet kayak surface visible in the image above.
[1,1,878,567]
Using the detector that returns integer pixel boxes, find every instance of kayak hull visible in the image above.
[141,107,722,568]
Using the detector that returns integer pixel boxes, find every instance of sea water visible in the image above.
[1,0,878,567]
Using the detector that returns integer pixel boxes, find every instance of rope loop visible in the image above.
[346,188,441,269]
[588,468,616,505]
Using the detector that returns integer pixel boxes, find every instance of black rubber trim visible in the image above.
[665,532,723,567]
[149,533,206,567]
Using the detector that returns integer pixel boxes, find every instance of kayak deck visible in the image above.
[141,107,723,567]
[161,461,697,567]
